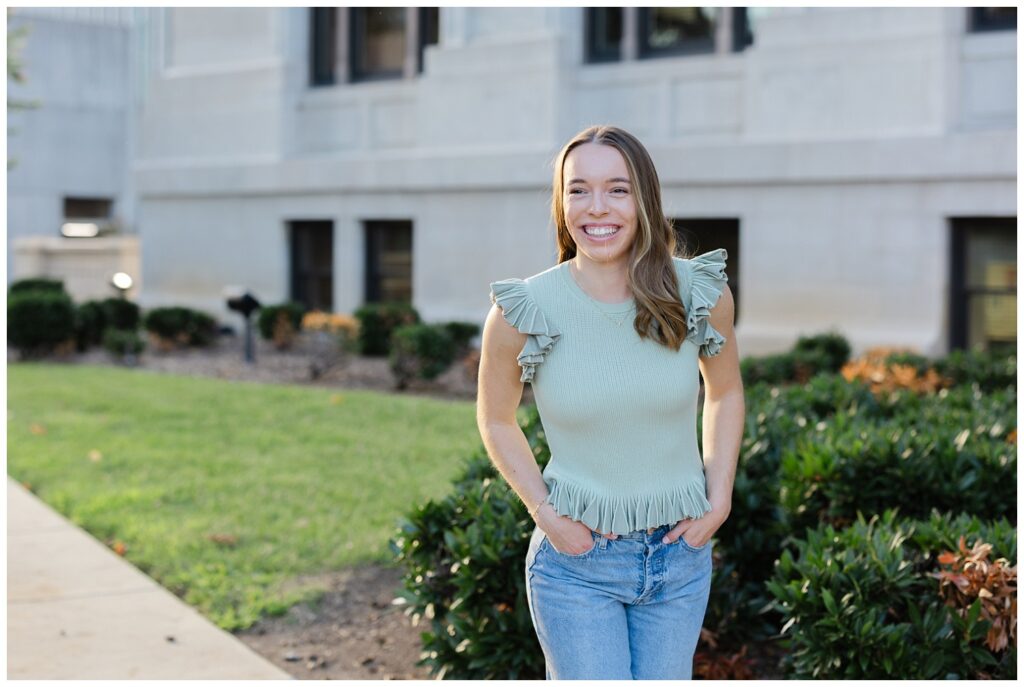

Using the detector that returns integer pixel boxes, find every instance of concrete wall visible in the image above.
[132,7,1016,356]
[7,8,137,287]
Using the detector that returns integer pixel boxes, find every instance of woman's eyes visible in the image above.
[568,188,629,195]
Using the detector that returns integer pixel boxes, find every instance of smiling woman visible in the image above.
[477,125,745,680]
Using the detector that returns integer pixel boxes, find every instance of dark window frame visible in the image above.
[732,7,753,51]
[364,220,414,305]
[349,7,406,83]
[289,220,335,312]
[637,7,716,60]
[584,7,623,64]
[949,217,1016,353]
[670,217,741,324]
[63,197,113,220]
[309,7,336,87]
[968,7,1017,33]
[417,7,439,74]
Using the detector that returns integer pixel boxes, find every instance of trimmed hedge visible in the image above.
[7,290,76,357]
[142,306,217,347]
[257,302,306,341]
[389,324,458,388]
[354,302,420,356]
[9,277,66,296]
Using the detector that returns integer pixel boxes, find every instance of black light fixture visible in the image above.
[225,287,262,364]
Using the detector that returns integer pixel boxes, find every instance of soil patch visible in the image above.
[233,563,433,680]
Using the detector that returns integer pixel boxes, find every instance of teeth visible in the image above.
[584,226,619,236]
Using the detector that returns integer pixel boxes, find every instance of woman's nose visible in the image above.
[589,192,608,214]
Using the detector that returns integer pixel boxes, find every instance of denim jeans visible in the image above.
[524,522,713,680]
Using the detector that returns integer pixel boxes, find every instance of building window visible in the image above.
[639,7,715,58]
[365,220,413,304]
[310,8,336,86]
[64,197,112,221]
[351,7,407,82]
[585,7,755,64]
[585,8,623,63]
[968,7,1017,32]
[671,218,740,322]
[61,197,114,238]
[950,218,1016,354]
[310,8,439,86]
[290,220,334,312]
[418,7,439,73]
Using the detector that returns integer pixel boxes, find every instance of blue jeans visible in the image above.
[524,522,713,680]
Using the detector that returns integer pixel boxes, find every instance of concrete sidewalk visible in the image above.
[7,477,292,679]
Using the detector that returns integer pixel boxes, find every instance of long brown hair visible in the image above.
[550,125,689,350]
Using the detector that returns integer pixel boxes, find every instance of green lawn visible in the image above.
[8,363,483,630]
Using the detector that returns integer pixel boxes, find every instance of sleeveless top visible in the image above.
[488,248,728,536]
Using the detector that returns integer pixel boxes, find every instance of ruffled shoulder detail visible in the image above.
[685,248,729,357]
[489,278,561,383]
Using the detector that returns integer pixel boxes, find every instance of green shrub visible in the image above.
[766,509,1016,679]
[389,324,457,387]
[390,406,548,679]
[142,306,217,347]
[256,302,306,341]
[933,349,1016,393]
[102,328,145,360]
[443,321,481,353]
[101,297,141,331]
[793,331,851,372]
[74,300,108,351]
[740,352,796,386]
[7,290,76,357]
[9,277,66,296]
[778,408,1016,533]
[354,302,421,356]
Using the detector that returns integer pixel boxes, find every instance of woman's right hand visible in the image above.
[537,505,613,555]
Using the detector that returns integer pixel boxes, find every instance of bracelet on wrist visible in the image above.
[528,495,547,519]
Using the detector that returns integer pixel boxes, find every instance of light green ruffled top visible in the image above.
[488,249,729,536]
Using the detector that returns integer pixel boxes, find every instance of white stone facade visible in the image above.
[15,7,1017,357]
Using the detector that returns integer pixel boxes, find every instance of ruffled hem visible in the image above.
[686,248,729,357]
[545,477,713,536]
[489,278,561,383]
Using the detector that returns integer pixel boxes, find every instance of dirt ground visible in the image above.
[233,564,434,680]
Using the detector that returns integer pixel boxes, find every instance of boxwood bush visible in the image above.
[74,300,107,351]
[142,306,217,347]
[354,302,420,356]
[740,331,852,386]
[389,324,458,388]
[7,290,76,358]
[256,302,306,341]
[9,277,66,296]
[390,405,549,680]
[766,509,1016,679]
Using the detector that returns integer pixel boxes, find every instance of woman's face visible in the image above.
[562,142,638,266]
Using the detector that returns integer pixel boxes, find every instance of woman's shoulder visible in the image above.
[676,249,729,357]
[487,263,564,384]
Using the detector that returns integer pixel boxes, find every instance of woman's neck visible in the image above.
[570,256,632,303]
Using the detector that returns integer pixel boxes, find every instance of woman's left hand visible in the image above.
[663,503,729,548]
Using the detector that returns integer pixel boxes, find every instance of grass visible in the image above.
[8,362,483,630]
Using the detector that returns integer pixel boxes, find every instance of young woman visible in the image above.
[477,125,745,680]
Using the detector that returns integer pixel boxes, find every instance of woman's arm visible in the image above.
[665,283,744,547]
[476,303,596,552]
[697,283,745,519]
